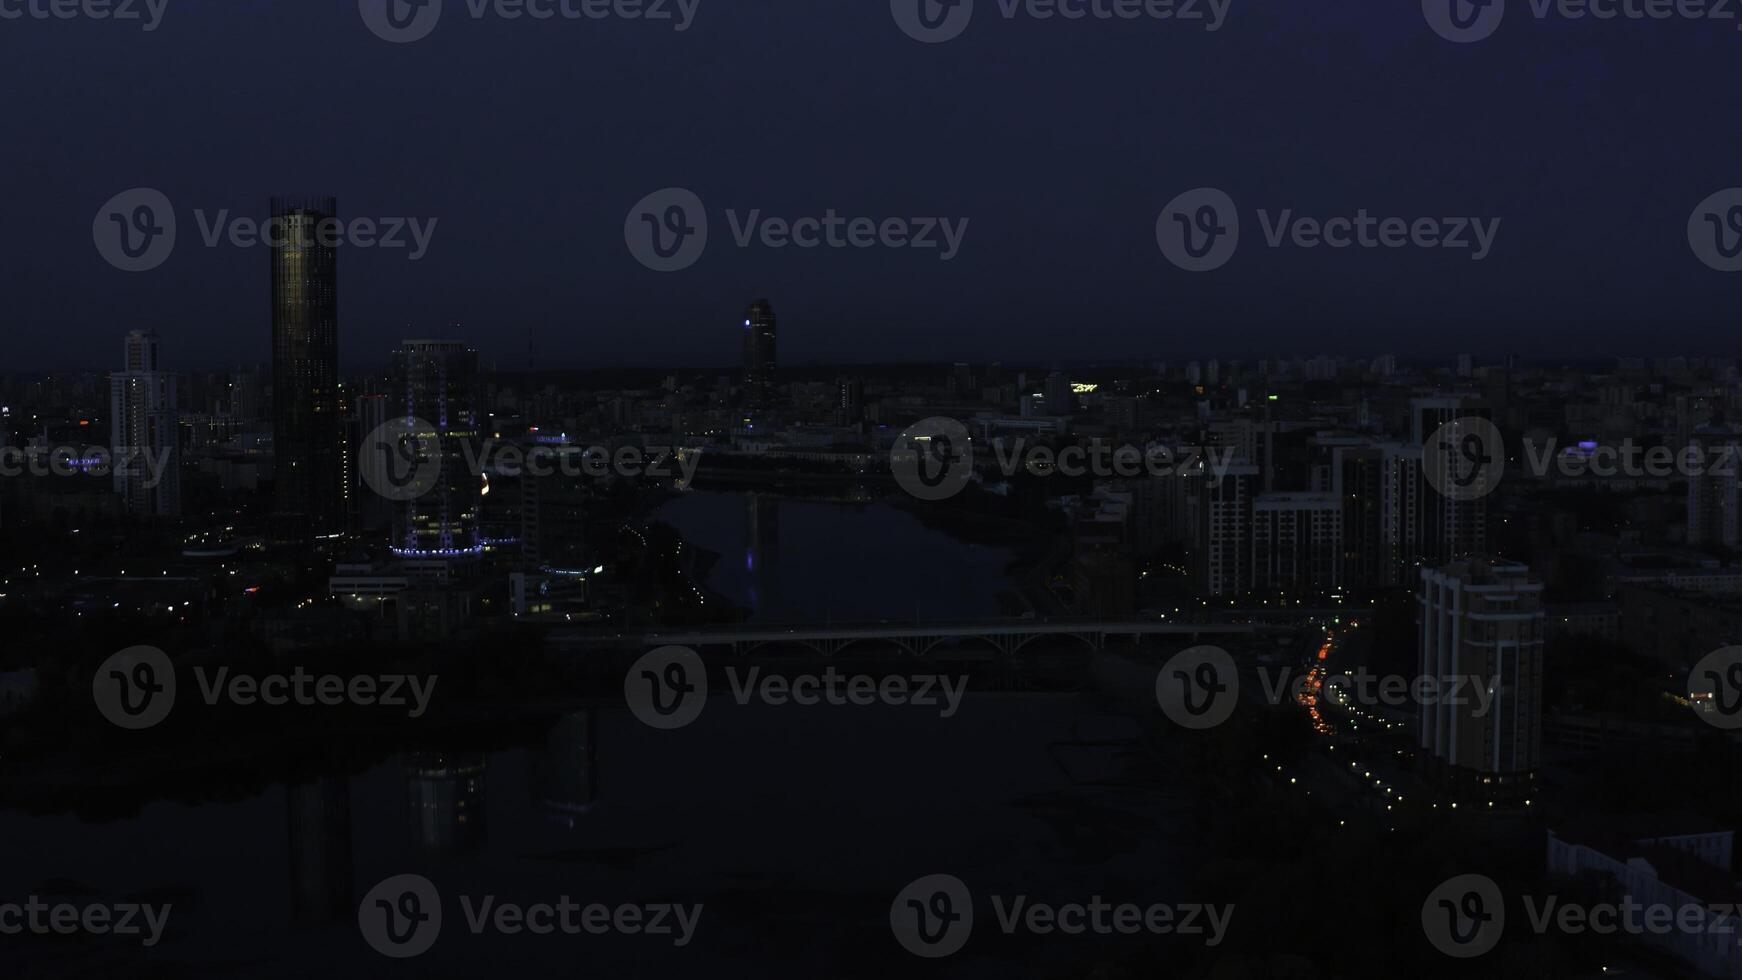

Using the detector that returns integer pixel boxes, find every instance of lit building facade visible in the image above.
[1417,559,1544,801]
[109,330,180,518]
[1252,492,1341,594]
[1192,463,1258,596]
[270,196,343,539]
[392,340,482,558]
[742,299,777,407]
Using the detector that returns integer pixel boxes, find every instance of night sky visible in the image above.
[4,0,1740,371]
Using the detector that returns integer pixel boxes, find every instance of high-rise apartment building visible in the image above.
[1044,371,1074,417]
[1252,492,1341,594]
[1192,463,1259,596]
[1687,430,1740,548]
[1400,398,1491,572]
[109,330,180,518]
[1417,559,1545,801]
[348,392,392,534]
[1319,438,1386,588]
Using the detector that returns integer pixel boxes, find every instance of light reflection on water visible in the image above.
[654,491,1016,623]
[2,696,1191,976]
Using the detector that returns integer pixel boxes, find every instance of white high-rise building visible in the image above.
[1193,463,1259,596]
[1418,560,1544,801]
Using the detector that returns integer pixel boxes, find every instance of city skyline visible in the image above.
[11,3,1742,976]
[8,306,1742,975]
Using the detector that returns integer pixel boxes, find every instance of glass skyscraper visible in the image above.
[270,196,343,540]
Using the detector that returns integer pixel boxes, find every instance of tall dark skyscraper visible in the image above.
[393,339,482,558]
[836,376,865,426]
[348,391,392,534]
[742,299,777,408]
[270,196,342,540]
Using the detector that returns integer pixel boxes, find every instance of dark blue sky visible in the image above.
[4,0,1740,371]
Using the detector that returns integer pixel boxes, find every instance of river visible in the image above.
[2,493,1204,977]
[654,490,1019,622]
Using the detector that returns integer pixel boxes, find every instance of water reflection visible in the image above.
[745,493,778,610]
[657,490,1016,622]
[406,753,488,852]
[533,710,599,828]
[1,697,1188,976]
[285,774,353,926]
